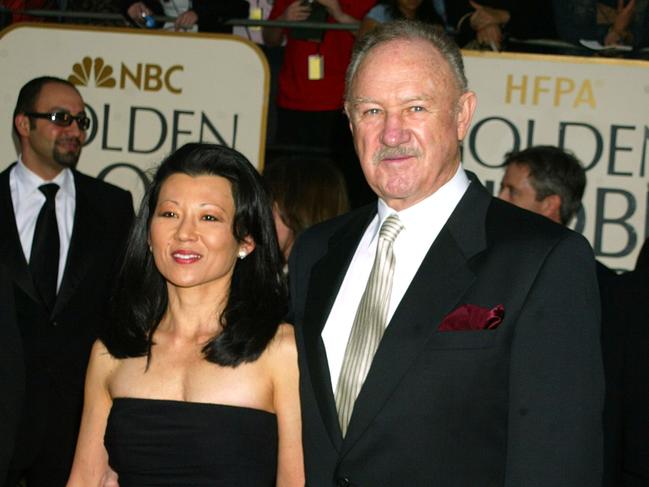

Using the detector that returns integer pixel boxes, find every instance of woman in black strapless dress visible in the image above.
[66,143,304,486]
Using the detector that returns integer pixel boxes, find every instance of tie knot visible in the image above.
[39,183,59,201]
[379,214,403,244]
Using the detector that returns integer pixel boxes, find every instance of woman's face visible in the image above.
[149,173,254,291]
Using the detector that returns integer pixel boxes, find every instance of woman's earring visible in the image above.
[238,250,247,260]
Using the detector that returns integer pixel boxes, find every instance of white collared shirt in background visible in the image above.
[10,158,76,291]
[322,165,471,391]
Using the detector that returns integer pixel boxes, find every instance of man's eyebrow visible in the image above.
[47,106,87,114]
[349,97,378,106]
[350,95,434,106]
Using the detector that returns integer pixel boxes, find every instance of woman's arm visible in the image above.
[316,0,358,25]
[66,341,117,487]
[270,324,305,487]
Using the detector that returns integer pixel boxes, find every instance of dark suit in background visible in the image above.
[618,283,649,486]
[613,257,649,486]
[497,145,635,486]
[0,167,133,486]
[0,264,24,481]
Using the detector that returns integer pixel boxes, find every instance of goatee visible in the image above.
[53,137,81,168]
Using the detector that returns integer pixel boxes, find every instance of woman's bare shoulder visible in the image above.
[88,339,121,382]
[266,323,298,365]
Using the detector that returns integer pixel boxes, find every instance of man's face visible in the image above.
[16,82,87,178]
[498,163,546,215]
[345,38,476,211]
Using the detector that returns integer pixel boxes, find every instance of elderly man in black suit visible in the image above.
[288,21,604,486]
[1,76,133,487]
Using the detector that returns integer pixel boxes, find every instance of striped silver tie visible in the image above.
[335,213,404,436]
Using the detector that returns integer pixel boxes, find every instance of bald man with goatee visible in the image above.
[0,76,133,487]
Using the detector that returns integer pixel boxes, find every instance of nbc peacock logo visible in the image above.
[67,57,184,93]
[68,57,116,88]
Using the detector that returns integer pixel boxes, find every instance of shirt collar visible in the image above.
[16,156,75,198]
[372,165,470,244]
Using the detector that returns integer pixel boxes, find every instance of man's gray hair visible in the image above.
[345,20,468,102]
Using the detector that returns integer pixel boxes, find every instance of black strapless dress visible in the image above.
[104,398,278,486]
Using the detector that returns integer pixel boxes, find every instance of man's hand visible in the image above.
[316,0,356,24]
[126,1,152,25]
[280,0,312,21]
[174,9,198,30]
[605,0,636,45]
[263,0,311,46]
[468,0,510,32]
[476,23,503,50]
[467,1,509,51]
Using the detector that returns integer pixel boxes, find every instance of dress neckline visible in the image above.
[112,397,276,416]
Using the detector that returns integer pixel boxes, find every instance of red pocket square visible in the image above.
[438,304,505,332]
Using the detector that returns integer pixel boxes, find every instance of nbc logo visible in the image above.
[67,57,183,93]
[68,57,116,88]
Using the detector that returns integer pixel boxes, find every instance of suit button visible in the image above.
[336,478,351,487]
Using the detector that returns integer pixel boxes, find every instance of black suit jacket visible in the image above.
[609,269,649,486]
[0,165,133,472]
[289,176,604,486]
[0,262,24,480]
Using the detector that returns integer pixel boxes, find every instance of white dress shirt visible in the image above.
[322,166,471,391]
[10,158,76,290]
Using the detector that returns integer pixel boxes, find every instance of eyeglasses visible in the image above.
[25,111,91,131]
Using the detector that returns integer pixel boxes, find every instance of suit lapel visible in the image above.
[0,166,40,303]
[53,172,98,316]
[341,178,492,454]
[303,207,376,450]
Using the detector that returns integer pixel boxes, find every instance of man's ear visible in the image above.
[540,194,562,224]
[344,103,355,136]
[14,114,30,137]
[456,91,477,142]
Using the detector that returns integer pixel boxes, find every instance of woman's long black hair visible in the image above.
[103,143,287,366]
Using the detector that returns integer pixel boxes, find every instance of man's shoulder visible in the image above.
[290,204,374,267]
[487,196,579,244]
[300,204,373,245]
[73,170,132,202]
[0,163,15,180]
[483,196,597,270]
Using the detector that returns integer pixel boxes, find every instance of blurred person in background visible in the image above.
[359,0,445,37]
[262,0,376,208]
[264,156,349,265]
[120,0,248,32]
[497,145,645,487]
[447,0,558,51]
[554,0,649,51]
